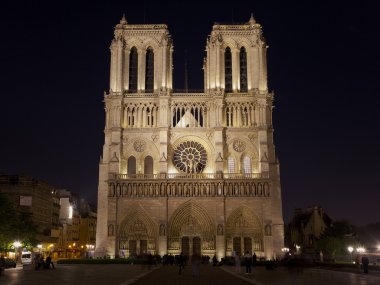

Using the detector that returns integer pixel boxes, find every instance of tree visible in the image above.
[0,194,39,250]
[316,220,356,256]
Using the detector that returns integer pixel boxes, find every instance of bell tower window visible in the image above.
[129,47,138,92]
[240,47,247,92]
[145,47,154,92]
[225,47,232,92]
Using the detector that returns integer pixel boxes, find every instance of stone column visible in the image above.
[123,48,130,92]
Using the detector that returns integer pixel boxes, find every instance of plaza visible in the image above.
[1,264,379,285]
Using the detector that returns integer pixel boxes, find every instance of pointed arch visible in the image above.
[225,206,263,252]
[144,155,153,175]
[127,156,136,175]
[129,47,138,92]
[242,155,252,174]
[225,47,232,92]
[119,207,158,239]
[227,156,235,173]
[168,201,214,238]
[145,47,154,92]
[239,47,248,92]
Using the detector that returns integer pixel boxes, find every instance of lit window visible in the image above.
[228,157,235,173]
[243,156,251,174]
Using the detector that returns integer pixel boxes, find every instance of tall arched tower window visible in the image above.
[145,47,154,92]
[242,156,251,174]
[144,156,153,175]
[127,156,136,175]
[225,47,232,92]
[129,47,138,92]
[227,156,235,173]
[240,47,248,92]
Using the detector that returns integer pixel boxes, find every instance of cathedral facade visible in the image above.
[95,15,284,260]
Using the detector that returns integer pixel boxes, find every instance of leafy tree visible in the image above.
[316,220,357,256]
[0,193,39,250]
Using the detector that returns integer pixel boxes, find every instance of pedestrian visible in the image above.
[252,252,257,268]
[244,251,252,274]
[178,252,185,275]
[362,256,369,274]
[0,254,5,276]
[212,255,217,266]
[45,255,55,269]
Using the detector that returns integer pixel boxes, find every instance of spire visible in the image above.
[120,14,127,25]
[248,13,256,25]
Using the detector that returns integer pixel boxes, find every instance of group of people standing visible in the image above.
[235,251,257,274]
[34,255,55,270]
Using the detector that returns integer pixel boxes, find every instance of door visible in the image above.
[181,237,190,257]
[140,240,147,254]
[193,237,201,255]
[129,240,137,256]
[244,237,252,254]
[233,237,241,256]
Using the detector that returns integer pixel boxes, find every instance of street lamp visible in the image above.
[347,246,354,262]
[13,241,21,263]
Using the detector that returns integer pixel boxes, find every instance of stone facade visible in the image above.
[95,15,284,260]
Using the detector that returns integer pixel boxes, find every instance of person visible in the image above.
[235,254,241,273]
[45,255,55,269]
[0,254,5,276]
[244,251,252,274]
[178,252,185,275]
[212,255,217,266]
[362,256,369,274]
[252,252,257,268]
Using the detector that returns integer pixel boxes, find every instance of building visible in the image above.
[288,206,332,253]
[57,189,97,258]
[0,174,60,244]
[96,15,284,260]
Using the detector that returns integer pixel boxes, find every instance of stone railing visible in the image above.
[107,173,271,198]
[108,180,270,198]
[111,172,268,180]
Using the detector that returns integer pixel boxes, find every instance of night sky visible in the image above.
[1,1,379,225]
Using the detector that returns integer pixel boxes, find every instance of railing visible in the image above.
[173,89,205,93]
[111,172,268,180]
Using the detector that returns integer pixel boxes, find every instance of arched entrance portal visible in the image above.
[226,207,263,256]
[118,208,158,257]
[168,201,214,257]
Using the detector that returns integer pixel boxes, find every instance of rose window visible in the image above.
[173,141,207,173]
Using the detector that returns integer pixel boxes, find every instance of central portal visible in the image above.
[181,236,201,256]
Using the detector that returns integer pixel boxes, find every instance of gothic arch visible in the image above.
[168,201,214,239]
[119,207,158,240]
[225,206,263,238]
[222,39,238,50]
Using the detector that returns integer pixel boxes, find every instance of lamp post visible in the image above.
[13,241,21,263]
[347,246,354,262]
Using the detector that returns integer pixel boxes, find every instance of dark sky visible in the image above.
[1,0,379,225]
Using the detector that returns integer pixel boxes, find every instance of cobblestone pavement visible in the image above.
[132,264,251,285]
[0,264,156,285]
[222,265,380,285]
[1,264,380,285]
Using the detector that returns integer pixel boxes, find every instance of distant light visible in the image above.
[377,245,380,251]
[357,247,365,253]
[69,206,73,219]
[13,241,21,248]
[347,246,354,253]
[281,247,290,252]
[37,244,42,249]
